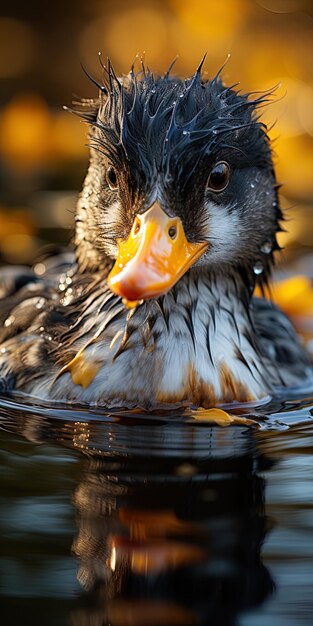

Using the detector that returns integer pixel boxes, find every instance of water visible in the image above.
[0,394,313,626]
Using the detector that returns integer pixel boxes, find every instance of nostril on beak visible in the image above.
[168,226,177,239]
[133,218,141,235]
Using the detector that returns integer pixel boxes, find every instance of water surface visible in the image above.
[0,394,313,625]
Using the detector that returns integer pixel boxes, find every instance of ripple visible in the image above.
[0,391,312,463]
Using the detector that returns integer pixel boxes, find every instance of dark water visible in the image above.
[0,394,313,626]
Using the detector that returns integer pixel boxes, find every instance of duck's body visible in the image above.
[0,255,311,408]
[0,61,312,408]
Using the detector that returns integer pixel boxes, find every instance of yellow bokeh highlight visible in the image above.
[51,112,87,161]
[81,6,173,72]
[0,94,50,169]
[274,134,313,196]
[170,0,247,41]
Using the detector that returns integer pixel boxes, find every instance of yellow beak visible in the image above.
[107,202,208,307]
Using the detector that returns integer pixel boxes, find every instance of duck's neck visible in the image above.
[156,268,255,357]
[123,268,268,406]
[75,157,112,273]
[154,267,254,336]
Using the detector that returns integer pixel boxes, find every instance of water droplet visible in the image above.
[4,315,15,327]
[34,263,46,276]
[261,241,272,254]
[179,93,184,98]
[151,88,156,94]
[250,183,255,189]
[182,130,189,136]
[65,276,72,285]
[253,261,264,275]
[212,129,218,136]
[272,200,278,208]
[59,284,66,291]
[0,347,6,354]
[36,297,46,310]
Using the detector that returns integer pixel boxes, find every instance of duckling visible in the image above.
[0,59,312,409]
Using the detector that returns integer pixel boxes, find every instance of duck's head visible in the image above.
[75,59,281,304]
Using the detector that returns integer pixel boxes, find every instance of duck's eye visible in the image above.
[207,161,230,192]
[106,166,118,191]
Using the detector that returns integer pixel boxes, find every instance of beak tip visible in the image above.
[108,273,142,302]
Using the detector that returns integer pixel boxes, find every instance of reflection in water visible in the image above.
[0,400,276,626]
[71,453,273,626]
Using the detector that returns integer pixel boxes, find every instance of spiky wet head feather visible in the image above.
[81,58,274,190]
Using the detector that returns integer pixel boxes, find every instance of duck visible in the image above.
[0,58,312,410]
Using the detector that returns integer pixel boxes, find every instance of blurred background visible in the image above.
[0,0,313,266]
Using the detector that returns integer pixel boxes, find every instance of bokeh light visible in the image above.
[0,94,51,169]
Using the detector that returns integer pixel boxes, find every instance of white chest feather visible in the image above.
[31,273,275,409]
